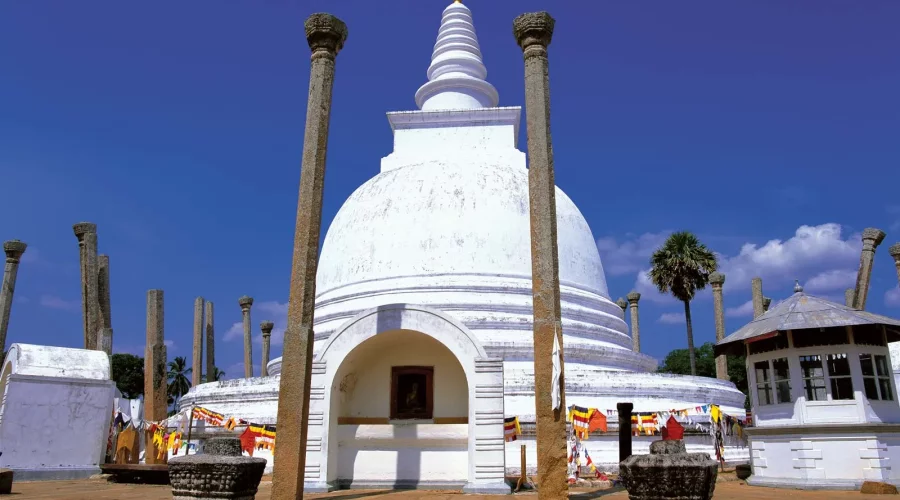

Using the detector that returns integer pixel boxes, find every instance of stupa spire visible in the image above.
[415,1,499,110]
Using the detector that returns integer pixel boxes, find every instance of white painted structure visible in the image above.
[0,344,116,480]
[181,1,747,490]
[717,289,900,489]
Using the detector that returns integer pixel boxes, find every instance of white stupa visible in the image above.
[182,1,746,491]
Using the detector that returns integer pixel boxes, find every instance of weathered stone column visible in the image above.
[763,297,772,312]
[845,288,855,307]
[192,297,204,386]
[97,255,113,355]
[205,301,215,380]
[260,321,274,377]
[853,228,887,310]
[514,12,567,498]
[239,296,254,378]
[0,241,27,353]
[617,402,633,463]
[627,292,641,353]
[616,297,627,314]
[709,272,727,380]
[890,243,900,284]
[751,277,764,318]
[73,223,100,350]
[144,289,167,464]
[272,13,347,499]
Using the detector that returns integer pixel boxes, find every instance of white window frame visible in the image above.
[859,352,894,401]
[752,356,792,406]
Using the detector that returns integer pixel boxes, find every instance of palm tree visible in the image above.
[648,231,718,376]
[201,366,226,383]
[167,356,192,405]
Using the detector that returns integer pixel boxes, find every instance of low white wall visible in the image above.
[336,424,468,487]
[504,434,750,474]
[0,345,115,480]
[748,425,900,489]
[335,329,467,419]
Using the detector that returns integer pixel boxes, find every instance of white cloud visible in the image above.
[725,300,754,318]
[628,223,861,302]
[596,231,670,277]
[804,269,857,293]
[657,312,685,325]
[886,287,900,308]
[718,223,860,291]
[224,301,288,347]
[39,294,79,312]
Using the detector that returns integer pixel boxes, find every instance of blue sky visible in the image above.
[2,1,899,379]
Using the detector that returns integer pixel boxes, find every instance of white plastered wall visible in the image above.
[0,344,116,480]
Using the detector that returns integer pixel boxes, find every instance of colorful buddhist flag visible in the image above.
[504,416,521,442]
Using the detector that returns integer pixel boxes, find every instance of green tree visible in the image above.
[111,353,144,399]
[658,342,749,409]
[201,366,225,383]
[648,231,718,376]
[167,356,192,405]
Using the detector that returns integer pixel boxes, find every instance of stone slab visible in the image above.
[862,481,899,495]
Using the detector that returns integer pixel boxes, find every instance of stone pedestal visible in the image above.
[169,438,266,500]
[619,439,718,500]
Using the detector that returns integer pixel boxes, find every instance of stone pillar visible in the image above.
[626,292,641,353]
[144,289,167,464]
[853,228,887,310]
[763,297,772,312]
[709,272,727,380]
[205,301,215,380]
[271,14,347,499]
[751,277,764,319]
[513,12,567,498]
[239,296,254,378]
[890,243,900,284]
[97,255,113,355]
[260,321,274,377]
[192,297,204,386]
[616,297,627,314]
[73,223,100,350]
[0,241,27,353]
[845,288,855,307]
[617,402,633,463]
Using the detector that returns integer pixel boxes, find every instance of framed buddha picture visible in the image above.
[391,366,434,420]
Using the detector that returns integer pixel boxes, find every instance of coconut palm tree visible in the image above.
[648,231,718,376]
[201,366,226,383]
[167,356,192,405]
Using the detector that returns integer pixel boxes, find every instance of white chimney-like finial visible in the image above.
[414,2,499,111]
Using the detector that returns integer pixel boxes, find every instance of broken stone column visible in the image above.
[168,437,266,499]
[271,13,347,500]
[192,297,204,386]
[751,277,764,319]
[239,296,254,378]
[627,292,641,353]
[73,223,101,350]
[890,243,900,285]
[514,12,567,498]
[205,301,215,380]
[616,297,627,314]
[97,255,113,355]
[144,289,167,464]
[0,240,27,353]
[845,288,856,307]
[260,321,274,377]
[763,297,772,312]
[853,228,887,310]
[709,272,727,380]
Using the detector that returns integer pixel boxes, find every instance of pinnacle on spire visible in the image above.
[414,2,499,111]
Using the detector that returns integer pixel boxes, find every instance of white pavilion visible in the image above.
[716,282,900,489]
[181,1,746,491]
